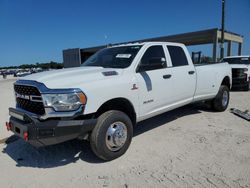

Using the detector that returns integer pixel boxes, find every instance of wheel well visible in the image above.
[95,98,136,126]
[221,76,230,89]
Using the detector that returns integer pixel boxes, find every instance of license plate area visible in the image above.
[11,122,28,138]
[37,128,55,138]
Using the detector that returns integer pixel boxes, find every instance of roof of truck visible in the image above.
[109,41,184,48]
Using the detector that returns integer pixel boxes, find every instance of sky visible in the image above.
[0,0,250,67]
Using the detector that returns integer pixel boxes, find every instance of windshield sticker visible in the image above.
[116,54,132,58]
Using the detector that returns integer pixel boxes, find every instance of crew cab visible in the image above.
[7,42,232,161]
[222,56,250,91]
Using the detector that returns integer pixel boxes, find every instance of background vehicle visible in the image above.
[7,42,231,161]
[223,56,250,91]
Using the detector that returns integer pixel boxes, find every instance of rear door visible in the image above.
[166,45,196,104]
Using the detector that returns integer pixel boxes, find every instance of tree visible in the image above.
[0,61,63,70]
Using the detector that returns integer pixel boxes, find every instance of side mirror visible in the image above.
[137,57,166,72]
[149,57,166,65]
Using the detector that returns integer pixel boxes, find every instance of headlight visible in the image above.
[42,92,86,112]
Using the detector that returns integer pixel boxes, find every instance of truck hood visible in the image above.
[22,66,123,88]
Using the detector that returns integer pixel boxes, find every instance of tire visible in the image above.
[212,85,230,112]
[90,110,133,161]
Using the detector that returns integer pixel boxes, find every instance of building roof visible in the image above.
[80,28,243,53]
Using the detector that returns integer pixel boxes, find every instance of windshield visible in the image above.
[223,57,250,65]
[82,45,142,68]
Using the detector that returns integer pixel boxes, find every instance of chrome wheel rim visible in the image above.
[105,122,128,152]
[222,90,228,107]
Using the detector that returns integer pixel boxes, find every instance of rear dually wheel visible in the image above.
[212,85,230,112]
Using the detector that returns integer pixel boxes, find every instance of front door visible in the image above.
[135,45,174,120]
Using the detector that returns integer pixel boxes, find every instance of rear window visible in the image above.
[167,46,189,67]
[223,57,250,65]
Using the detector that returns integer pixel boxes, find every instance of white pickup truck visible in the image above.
[7,42,232,160]
[223,56,250,91]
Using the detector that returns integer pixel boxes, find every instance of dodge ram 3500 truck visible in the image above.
[7,42,232,161]
[223,56,250,91]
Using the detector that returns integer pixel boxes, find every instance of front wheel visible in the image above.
[212,85,230,112]
[90,110,133,161]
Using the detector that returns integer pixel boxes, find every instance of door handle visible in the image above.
[163,74,172,79]
[188,71,195,75]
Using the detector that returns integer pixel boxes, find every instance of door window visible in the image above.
[137,46,167,72]
[167,46,189,67]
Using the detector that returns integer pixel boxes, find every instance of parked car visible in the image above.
[7,42,232,160]
[223,56,250,91]
[15,71,32,77]
[1,70,14,75]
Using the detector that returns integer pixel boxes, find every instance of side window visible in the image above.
[138,45,167,72]
[167,46,189,67]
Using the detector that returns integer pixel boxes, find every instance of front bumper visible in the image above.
[7,108,96,147]
[232,76,249,89]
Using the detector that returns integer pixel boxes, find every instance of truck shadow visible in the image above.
[2,137,104,168]
[2,103,211,168]
[134,104,205,136]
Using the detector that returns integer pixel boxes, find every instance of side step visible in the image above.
[230,108,250,121]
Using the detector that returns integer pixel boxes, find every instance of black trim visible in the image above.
[163,74,172,79]
[188,71,195,75]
